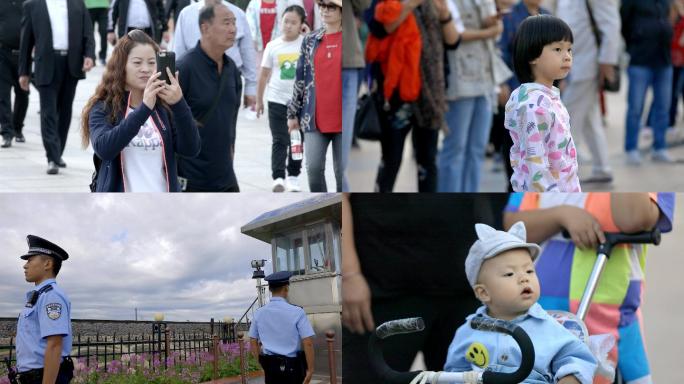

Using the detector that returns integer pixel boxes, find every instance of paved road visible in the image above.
[348,77,684,192]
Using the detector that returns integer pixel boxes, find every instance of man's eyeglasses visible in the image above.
[318,2,340,11]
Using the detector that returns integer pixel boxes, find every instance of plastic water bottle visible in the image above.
[290,130,303,161]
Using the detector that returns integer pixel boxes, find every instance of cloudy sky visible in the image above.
[0,194,317,322]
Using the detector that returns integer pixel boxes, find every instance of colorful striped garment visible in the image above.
[505,193,675,384]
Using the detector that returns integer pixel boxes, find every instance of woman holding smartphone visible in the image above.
[81,29,200,192]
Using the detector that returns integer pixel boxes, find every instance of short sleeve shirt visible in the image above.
[248,297,315,357]
[16,279,73,372]
[261,35,303,105]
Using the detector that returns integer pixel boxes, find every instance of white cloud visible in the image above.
[0,194,317,322]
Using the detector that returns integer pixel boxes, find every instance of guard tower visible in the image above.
[241,194,342,379]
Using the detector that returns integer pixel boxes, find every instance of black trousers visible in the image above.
[268,102,302,179]
[89,8,109,61]
[492,104,514,192]
[342,294,480,384]
[17,358,74,384]
[0,47,29,139]
[375,124,439,192]
[259,354,305,384]
[17,371,71,384]
[36,54,79,163]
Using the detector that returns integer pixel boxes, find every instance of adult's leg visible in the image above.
[437,98,476,192]
[462,96,492,192]
[268,102,289,180]
[331,132,343,192]
[37,56,65,163]
[495,104,515,190]
[0,49,15,140]
[341,68,360,191]
[56,73,79,157]
[564,78,612,174]
[11,60,30,138]
[650,65,673,151]
[375,124,411,192]
[304,130,331,192]
[411,126,439,192]
[669,66,683,127]
[625,65,653,152]
[95,8,109,62]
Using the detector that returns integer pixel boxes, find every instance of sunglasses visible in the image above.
[318,2,340,11]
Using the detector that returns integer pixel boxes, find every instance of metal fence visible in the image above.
[0,320,250,372]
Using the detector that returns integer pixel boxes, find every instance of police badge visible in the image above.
[46,303,62,320]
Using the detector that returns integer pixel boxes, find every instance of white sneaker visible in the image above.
[626,150,642,166]
[652,149,675,163]
[272,178,285,192]
[286,176,301,192]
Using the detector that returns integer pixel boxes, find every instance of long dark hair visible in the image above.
[81,30,164,148]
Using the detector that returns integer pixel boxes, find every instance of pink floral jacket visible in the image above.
[504,83,581,192]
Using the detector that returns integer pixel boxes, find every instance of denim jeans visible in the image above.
[304,130,342,192]
[341,68,360,192]
[625,65,672,151]
[437,96,492,192]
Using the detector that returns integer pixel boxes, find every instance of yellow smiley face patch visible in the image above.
[465,342,489,368]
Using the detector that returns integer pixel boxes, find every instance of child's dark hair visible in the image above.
[512,15,574,84]
[284,5,306,24]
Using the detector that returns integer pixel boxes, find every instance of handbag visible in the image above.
[354,91,383,141]
[585,0,620,92]
[354,72,382,140]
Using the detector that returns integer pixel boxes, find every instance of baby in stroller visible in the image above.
[444,222,596,383]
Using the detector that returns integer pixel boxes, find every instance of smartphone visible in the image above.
[156,51,176,85]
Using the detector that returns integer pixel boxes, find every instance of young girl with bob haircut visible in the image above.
[257,5,307,192]
[504,15,580,192]
[81,30,200,192]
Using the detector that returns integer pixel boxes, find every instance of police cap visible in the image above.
[265,271,293,287]
[20,235,69,261]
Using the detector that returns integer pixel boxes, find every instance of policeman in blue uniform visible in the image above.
[249,271,315,384]
[15,235,74,384]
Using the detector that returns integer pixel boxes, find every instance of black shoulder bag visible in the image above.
[354,72,383,141]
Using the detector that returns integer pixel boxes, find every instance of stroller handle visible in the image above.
[470,317,535,384]
[561,228,661,257]
[562,227,662,321]
[369,317,535,384]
